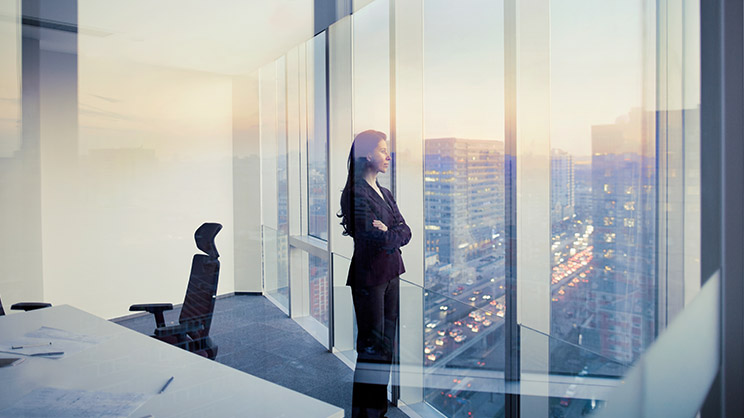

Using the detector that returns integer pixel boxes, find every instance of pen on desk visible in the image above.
[30,351,64,357]
[12,342,52,350]
[159,376,174,394]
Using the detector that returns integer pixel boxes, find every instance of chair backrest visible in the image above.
[179,223,222,342]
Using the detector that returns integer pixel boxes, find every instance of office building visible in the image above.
[550,148,575,227]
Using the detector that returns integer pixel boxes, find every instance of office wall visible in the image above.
[51,55,236,319]
[0,1,44,306]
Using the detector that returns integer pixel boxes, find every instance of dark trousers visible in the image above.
[351,277,399,418]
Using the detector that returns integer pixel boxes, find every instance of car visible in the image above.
[440,305,449,311]
[426,320,440,329]
[454,334,467,343]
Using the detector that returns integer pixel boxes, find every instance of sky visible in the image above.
[423,0,652,157]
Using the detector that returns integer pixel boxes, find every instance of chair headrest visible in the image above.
[195,223,222,258]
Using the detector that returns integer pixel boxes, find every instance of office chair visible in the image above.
[0,295,51,316]
[130,223,222,360]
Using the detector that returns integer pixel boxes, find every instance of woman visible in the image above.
[339,130,411,418]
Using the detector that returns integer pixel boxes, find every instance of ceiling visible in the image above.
[74,0,315,75]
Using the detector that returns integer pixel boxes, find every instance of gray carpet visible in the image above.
[113,294,408,418]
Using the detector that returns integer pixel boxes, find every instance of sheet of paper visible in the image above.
[25,326,109,345]
[0,387,150,418]
[0,326,111,357]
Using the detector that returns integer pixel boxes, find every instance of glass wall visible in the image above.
[548,0,655,376]
[256,0,702,416]
[352,0,392,190]
[307,33,328,241]
[422,0,507,415]
[261,59,290,312]
[260,31,332,344]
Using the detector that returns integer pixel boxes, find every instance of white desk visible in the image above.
[0,305,344,418]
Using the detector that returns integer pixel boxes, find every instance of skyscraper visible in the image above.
[551,148,575,226]
[587,109,656,363]
[424,138,504,269]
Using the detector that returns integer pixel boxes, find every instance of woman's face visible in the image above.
[367,139,391,174]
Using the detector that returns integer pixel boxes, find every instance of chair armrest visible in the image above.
[10,302,52,312]
[129,303,173,328]
[154,321,204,338]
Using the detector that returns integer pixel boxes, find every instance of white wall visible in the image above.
[40,55,236,319]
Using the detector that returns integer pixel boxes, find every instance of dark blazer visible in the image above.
[346,180,411,288]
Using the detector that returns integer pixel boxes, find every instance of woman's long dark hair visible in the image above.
[338,130,387,237]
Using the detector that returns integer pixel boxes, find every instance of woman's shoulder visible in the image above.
[379,184,394,199]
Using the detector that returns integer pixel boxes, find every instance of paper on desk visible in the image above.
[0,387,150,418]
[0,326,109,357]
[25,326,109,345]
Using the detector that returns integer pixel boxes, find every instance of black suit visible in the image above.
[346,180,411,287]
[347,180,411,418]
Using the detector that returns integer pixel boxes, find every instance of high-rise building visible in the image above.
[551,148,575,226]
[587,109,656,363]
[424,138,504,269]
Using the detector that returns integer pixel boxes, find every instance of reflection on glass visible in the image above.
[423,1,506,416]
[307,33,328,241]
[309,253,329,326]
[549,0,661,378]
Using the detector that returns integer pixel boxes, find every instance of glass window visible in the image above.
[549,0,654,375]
[308,253,330,326]
[261,58,290,311]
[423,0,506,415]
[307,33,328,241]
[353,0,392,190]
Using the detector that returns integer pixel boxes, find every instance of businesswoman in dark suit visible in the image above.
[339,130,411,418]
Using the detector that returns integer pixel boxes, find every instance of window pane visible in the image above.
[423,1,506,415]
[549,0,653,374]
[309,254,330,326]
[307,33,328,241]
[352,0,391,190]
[261,58,290,311]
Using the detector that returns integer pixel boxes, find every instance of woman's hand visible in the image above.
[372,220,388,232]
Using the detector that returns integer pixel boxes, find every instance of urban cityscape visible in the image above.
[420,108,660,417]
